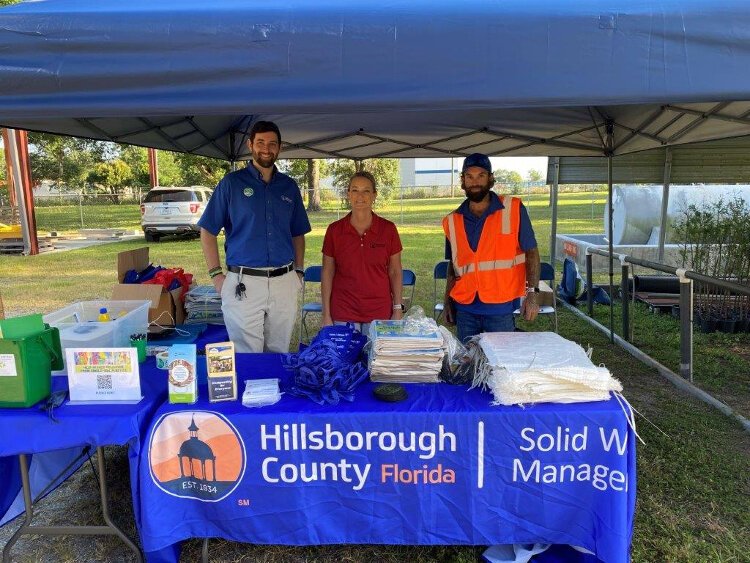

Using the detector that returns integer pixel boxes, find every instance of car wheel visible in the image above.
[144,232,161,243]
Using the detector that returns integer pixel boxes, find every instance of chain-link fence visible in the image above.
[2,183,605,234]
[306,182,603,226]
[27,188,145,233]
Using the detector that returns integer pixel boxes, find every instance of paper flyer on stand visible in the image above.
[66,348,142,403]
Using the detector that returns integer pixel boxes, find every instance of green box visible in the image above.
[0,325,64,408]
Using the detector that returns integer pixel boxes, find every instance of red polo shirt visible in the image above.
[322,212,402,322]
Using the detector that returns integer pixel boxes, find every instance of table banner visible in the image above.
[137,355,635,563]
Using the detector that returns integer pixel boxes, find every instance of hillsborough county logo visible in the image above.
[148,411,246,502]
[243,187,254,197]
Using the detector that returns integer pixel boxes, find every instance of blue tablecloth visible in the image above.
[0,360,168,525]
[136,354,636,563]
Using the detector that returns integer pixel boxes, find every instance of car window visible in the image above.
[144,190,196,203]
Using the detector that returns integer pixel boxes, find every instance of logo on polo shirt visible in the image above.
[148,411,246,502]
[243,187,254,197]
[281,195,292,204]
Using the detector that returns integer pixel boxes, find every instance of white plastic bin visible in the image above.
[43,300,150,375]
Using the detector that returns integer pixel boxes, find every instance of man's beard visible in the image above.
[462,180,492,203]
[254,153,277,169]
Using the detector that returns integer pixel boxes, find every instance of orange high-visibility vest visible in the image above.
[442,196,527,304]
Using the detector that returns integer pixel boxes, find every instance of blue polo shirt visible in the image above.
[445,192,537,314]
[198,164,311,267]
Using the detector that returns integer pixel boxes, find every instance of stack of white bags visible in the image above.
[475,332,622,405]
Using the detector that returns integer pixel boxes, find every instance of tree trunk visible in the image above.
[306,159,321,212]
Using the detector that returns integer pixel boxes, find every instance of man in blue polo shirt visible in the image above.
[199,121,311,353]
[443,153,541,342]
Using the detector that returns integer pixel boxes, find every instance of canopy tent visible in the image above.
[3,0,750,161]
[2,0,750,524]
[3,0,750,278]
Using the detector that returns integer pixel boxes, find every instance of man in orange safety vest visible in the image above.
[442,153,541,342]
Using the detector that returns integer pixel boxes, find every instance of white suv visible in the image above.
[140,186,213,242]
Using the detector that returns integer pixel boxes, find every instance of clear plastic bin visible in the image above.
[43,300,150,375]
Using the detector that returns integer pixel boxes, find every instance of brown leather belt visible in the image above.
[227,262,294,278]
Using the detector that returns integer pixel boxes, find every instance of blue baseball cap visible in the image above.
[462,153,492,174]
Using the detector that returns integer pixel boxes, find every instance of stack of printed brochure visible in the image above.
[368,319,444,383]
[184,285,224,325]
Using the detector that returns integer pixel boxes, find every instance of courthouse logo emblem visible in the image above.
[243,187,254,197]
[148,411,246,502]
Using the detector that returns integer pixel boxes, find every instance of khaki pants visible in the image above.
[221,270,301,353]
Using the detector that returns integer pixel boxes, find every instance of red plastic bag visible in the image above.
[143,268,193,301]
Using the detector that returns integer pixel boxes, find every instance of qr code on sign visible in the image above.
[96,373,113,390]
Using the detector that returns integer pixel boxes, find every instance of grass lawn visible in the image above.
[1,190,748,561]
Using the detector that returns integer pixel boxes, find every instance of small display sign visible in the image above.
[206,341,237,402]
[66,348,142,403]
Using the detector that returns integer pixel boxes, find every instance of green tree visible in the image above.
[494,169,523,184]
[28,133,107,192]
[155,150,183,186]
[493,169,524,195]
[120,146,150,186]
[527,169,545,183]
[174,153,230,187]
[280,159,329,211]
[87,159,133,203]
[329,158,400,201]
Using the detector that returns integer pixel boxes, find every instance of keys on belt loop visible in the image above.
[235,269,246,300]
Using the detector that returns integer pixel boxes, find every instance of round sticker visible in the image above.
[169,359,195,387]
[243,187,254,197]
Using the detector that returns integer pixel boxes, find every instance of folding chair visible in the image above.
[514,262,558,332]
[536,262,558,332]
[402,269,417,311]
[298,266,323,342]
[433,260,449,320]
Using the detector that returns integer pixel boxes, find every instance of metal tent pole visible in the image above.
[606,121,614,343]
[549,156,560,265]
[6,129,38,255]
[658,147,673,262]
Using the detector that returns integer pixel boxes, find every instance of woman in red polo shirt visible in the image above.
[321,171,404,334]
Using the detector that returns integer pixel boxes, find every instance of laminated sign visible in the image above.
[66,348,142,403]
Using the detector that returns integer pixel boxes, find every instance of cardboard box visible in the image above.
[114,247,186,326]
[537,280,555,308]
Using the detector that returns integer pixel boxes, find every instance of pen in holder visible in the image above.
[130,333,147,363]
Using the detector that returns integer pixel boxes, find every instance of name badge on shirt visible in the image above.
[243,187,254,197]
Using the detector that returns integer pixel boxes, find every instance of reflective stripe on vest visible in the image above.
[446,197,524,276]
[442,195,527,305]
